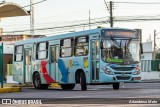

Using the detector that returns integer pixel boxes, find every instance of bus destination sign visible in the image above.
[102,30,137,38]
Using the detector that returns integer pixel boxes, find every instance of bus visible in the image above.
[13,28,142,91]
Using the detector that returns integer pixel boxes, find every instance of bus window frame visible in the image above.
[36,41,49,60]
[74,36,89,56]
[14,45,23,62]
[33,43,36,60]
[60,38,74,58]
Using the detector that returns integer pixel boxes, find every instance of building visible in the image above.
[0,34,45,80]
[141,41,154,60]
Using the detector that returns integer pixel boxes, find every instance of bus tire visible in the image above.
[113,83,120,90]
[61,84,75,90]
[80,72,87,91]
[33,73,42,89]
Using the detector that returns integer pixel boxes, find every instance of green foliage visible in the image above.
[97,26,104,28]
[155,53,160,60]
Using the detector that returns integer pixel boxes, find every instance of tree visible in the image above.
[97,26,104,28]
[155,53,160,60]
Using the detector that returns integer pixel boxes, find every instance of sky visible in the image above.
[1,0,160,46]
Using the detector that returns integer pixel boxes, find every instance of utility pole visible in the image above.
[30,0,34,38]
[154,30,156,59]
[110,1,113,27]
[89,10,91,29]
[104,0,113,27]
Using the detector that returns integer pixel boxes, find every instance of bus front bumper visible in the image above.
[113,76,141,82]
[100,73,141,83]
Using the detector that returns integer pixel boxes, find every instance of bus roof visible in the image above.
[14,27,135,46]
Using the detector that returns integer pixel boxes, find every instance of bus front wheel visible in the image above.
[113,83,120,90]
[80,72,87,91]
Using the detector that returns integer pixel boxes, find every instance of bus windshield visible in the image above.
[101,38,140,64]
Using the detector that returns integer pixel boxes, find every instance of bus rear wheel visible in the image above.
[33,73,49,89]
[33,73,41,89]
[61,84,75,90]
[113,83,120,90]
[80,72,87,91]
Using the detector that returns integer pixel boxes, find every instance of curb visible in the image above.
[141,81,160,83]
[50,83,60,88]
[4,83,60,88]
[0,87,21,93]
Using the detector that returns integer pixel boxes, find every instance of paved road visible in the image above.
[0,83,160,106]
[0,83,160,98]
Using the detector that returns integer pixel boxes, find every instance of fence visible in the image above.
[0,43,3,88]
[140,60,151,72]
[140,60,160,72]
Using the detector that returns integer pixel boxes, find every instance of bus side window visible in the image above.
[36,42,48,59]
[60,38,73,57]
[75,36,89,56]
[25,50,32,65]
[36,43,39,59]
[14,45,23,61]
[33,44,36,60]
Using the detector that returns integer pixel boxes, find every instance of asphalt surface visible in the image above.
[0,82,160,106]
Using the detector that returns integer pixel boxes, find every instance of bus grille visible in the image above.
[114,72,132,74]
[116,76,131,80]
[111,67,134,71]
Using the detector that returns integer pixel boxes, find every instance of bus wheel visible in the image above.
[33,73,42,89]
[113,83,120,90]
[80,72,87,91]
[61,84,75,90]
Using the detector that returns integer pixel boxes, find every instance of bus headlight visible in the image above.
[105,70,114,75]
[134,65,141,75]
[134,71,141,75]
[101,67,114,75]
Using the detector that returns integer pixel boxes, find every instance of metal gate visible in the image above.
[140,60,151,72]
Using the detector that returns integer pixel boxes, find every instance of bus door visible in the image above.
[91,39,100,82]
[49,45,59,82]
[24,48,32,83]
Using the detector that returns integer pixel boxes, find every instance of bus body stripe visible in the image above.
[58,59,68,83]
[40,61,55,84]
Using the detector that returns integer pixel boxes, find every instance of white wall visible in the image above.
[6,76,18,83]
[141,53,153,60]
[0,42,14,54]
[142,41,153,52]
[141,41,153,60]
[141,72,160,80]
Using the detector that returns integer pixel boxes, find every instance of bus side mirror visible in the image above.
[100,40,103,49]
[140,43,143,54]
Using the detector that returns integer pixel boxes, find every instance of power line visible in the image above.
[3,1,160,35]
[3,15,160,34]
[114,2,160,4]
[103,0,110,14]
[2,18,109,33]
